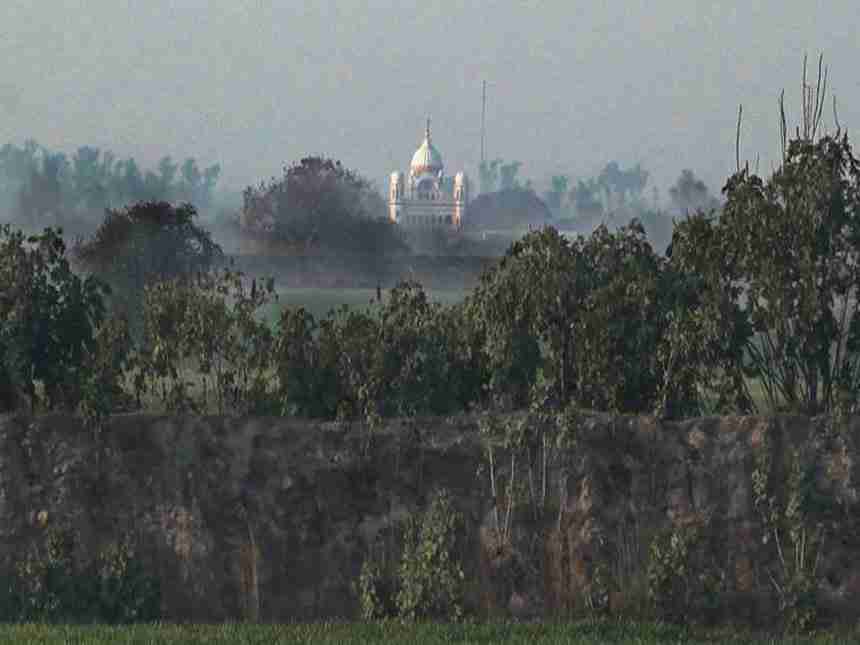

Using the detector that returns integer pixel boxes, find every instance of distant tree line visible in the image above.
[2,60,858,421]
[0,140,221,228]
[545,164,718,221]
[475,154,719,256]
[479,159,533,194]
[5,107,860,421]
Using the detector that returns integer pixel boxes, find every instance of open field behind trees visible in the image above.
[258,287,469,327]
[254,287,776,414]
[119,274,842,416]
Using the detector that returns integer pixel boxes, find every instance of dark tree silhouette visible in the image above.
[74,201,222,326]
[240,156,406,255]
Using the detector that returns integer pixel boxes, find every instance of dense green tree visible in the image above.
[668,169,719,214]
[137,267,277,414]
[479,158,528,194]
[17,151,69,226]
[201,164,221,207]
[467,221,709,416]
[544,175,569,214]
[156,156,178,199]
[717,132,860,414]
[664,210,755,416]
[594,161,649,211]
[478,159,502,195]
[569,178,604,219]
[0,140,39,214]
[570,221,666,412]
[499,161,522,191]
[670,56,860,416]
[0,226,109,411]
[179,158,201,203]
[240,156,406,255]
[71,146,109,212]
[274,306,335,418]
[274,281,484,420]
[467,227,576,407]
[376,281,478,416]
[73,201,222,329]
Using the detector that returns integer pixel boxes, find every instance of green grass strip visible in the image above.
[0,619,857,645]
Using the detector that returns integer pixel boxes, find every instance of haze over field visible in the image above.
[2,1,858,200]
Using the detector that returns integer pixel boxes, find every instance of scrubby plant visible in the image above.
[646,522,702,624]
[584,558,613,618]
[477,413,525,550]
[395,487,466,621]
[273,306,335,418]
[73,200,223,337]
[0,225,109,413]
[7,523,159,624]
[752,430,826,634]
[355,557,397,621]
[135,265,278,414]
[356,488,466,623]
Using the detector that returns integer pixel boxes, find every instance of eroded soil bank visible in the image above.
[0,411,858,628]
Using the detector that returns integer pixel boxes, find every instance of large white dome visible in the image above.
[410,120,443,176]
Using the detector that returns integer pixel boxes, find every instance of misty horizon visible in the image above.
[2,2,858,201]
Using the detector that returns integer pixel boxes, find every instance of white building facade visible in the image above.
[389,119,469,230]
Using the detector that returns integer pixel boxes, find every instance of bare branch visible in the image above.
[779,90,788,162]
[736,104,743,172]
[812,53,828,139]
[802,53,809,139]
[833,94,842,135]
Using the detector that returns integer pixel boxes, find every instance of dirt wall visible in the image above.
[0,411,858,626]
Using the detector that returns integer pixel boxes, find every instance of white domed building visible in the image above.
[389,119,469,230]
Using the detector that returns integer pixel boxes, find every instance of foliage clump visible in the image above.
[0,226,110,413]
[357,488,465,623]
[73,200,222,332]
[275,280,481,421]
[1,523,160,624]
[240,156,407,256]
[136,266,278,414]
[752,429,827,634]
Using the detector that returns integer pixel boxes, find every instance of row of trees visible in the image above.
[478,156,718,222]
[4,111,860,420]
[189,117,860,419]
[475,156,716,259]
[544,164,719,220]
[478,159,533,194]
[0,140,221,227]
[2,56,859,420]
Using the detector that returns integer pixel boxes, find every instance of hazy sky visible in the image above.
[2,1,858,199]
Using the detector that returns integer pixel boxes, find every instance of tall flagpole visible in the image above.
[480,80,486,165]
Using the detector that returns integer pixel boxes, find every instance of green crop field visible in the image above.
[1,619,857,645]
[257,287,470,327]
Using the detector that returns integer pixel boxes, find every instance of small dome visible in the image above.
[410,119,443,175]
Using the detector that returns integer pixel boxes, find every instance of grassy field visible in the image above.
[2,619,858,645]
[257,287,470,327]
